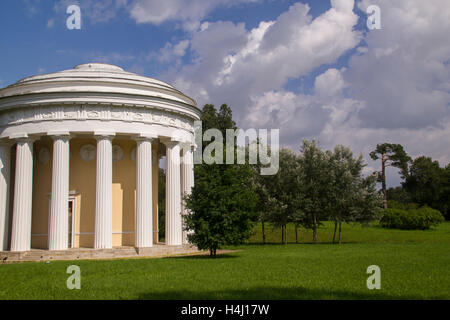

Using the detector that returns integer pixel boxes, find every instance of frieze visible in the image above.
[0,105,194,132]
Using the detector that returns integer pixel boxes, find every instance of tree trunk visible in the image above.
[283,224,288,245]
[338,222,342,245]
[382,153,388,209]
[295,224,298,244]
[312,214,318,244]
[281,225,284,244]
[333,221,337,244]
[261,220,266,244]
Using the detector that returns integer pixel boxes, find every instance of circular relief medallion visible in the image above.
[131,147,136,162]
[112,145,124,162]
[38,147,50,165]
[79,144,96,162]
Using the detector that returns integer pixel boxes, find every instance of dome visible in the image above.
[0,63,198,113]
[0,63,200,142]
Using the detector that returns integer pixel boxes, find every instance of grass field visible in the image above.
[1,221,449,300]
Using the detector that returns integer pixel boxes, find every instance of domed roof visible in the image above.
[0,63,198,112]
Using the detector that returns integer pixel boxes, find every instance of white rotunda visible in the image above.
[0,63,200,255]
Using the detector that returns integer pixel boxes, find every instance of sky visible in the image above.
[0,0,449,187]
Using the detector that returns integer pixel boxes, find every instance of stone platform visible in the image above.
[0,244,202,263]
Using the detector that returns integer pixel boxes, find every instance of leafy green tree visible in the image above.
[251,147,273,244]
[386,186,411,204]
[253,179,271,244]
[297,140,331,244]
[403,156,449,218]
[442,164,450,219]
[351,175,383,227]
[257,148,302,244]
[370,143,411,209]
[327,146,382,244]
[328,146,364,243]
[184,104,257,256]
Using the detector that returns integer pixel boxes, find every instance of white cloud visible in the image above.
[158,0,449,186]
[349,0,450,130]
[166,0,361,114]
[128,0,259,31]
[314,68,346,97]
[147,40,191,66]
[48,0,449,186]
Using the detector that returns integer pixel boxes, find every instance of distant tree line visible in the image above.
[254,141,382,245]
[173,103,447,255]
[183,104,385,255]
[370,143,450,219]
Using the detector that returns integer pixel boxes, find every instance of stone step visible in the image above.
[1,245,201,262]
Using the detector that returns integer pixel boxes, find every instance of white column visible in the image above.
[10,138,34,252]
[135,137,153,248]
[0,141,11,251]
[152,146,159,244]
[165,141,182,246]
[181,144,194,244]
[48,134,70,251]
[94,134,114,249]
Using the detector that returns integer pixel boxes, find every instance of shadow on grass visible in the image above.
[243,242,359,246]
[167,253,240,260]
[137,286,442,300]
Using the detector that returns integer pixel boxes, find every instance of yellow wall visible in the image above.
[30,137,160,249]
[31,139,52,249]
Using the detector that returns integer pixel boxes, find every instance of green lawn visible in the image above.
[1,222,449,299]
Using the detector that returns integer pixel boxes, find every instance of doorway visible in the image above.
[47,196,77,249]
[68,197,76,248]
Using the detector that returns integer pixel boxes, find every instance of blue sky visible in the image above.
[1,0,449,187]
[0,0,346,85]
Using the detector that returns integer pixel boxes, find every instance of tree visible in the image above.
[257,148,302,244]
[251,147,273,244]
[253,179,271,244]
[351,175,383,228]
[386,186,411,204]
[328,146,364,244]
[248,139,271,244]
[297,140,331,244]
[370,143,411,209]
[442,165,450,219]
[326,146,382,244]
[184,104,257,256]
[403,156,449,218]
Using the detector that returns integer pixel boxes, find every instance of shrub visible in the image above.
[387,200,420,210]
[380,206,444,230]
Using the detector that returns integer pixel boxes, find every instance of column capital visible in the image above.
[8,133,37,143]
[160,137,181,147]
[133,134,158,142]
[94,131,115,140]
[47,131,71,141]
[134,132,157,142]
